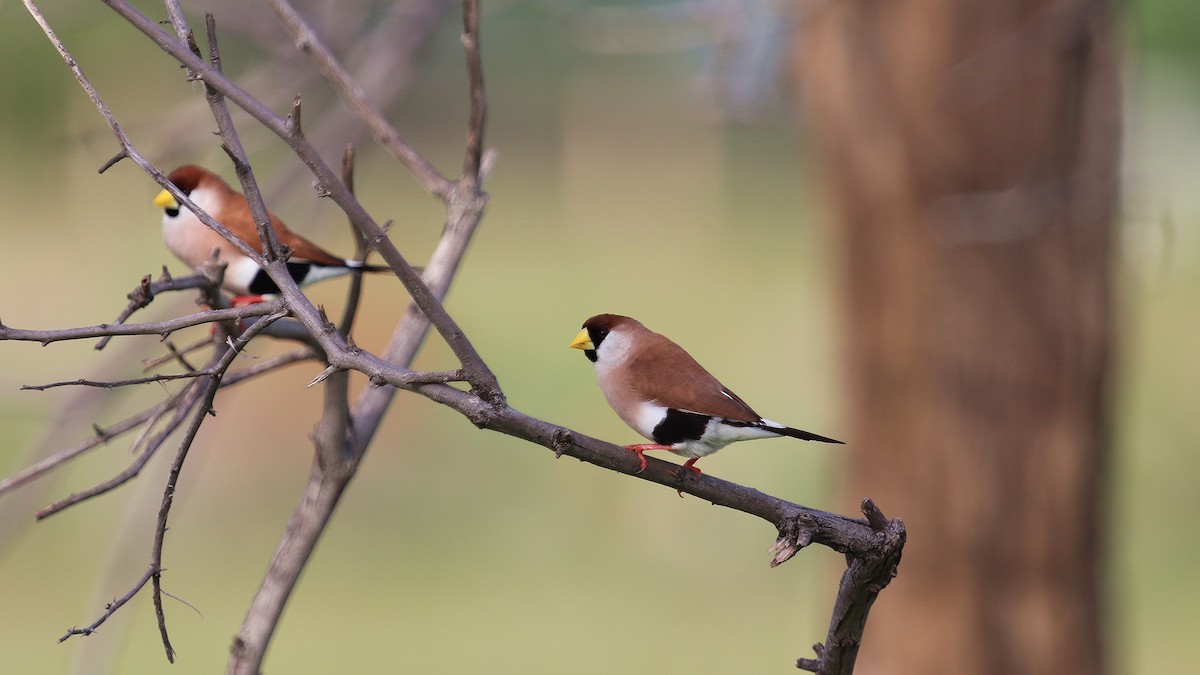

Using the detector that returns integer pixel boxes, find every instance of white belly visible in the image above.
[671,419,782,459]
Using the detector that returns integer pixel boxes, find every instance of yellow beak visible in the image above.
[153,189,179,210]
[570,328,593,350]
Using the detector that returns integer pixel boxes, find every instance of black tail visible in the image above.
[344,261,391,273]
[344,261,423,274]
[771,424,844,444]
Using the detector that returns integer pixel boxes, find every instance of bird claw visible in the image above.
[669,458,703,480]
[625,447,648,473]
[623,444,672,474]
[668,459,703,497]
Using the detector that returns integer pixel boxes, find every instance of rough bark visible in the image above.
[797,1,1119,673]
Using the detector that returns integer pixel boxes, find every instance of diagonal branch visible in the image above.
[459,0,487,183]
[262,0,452,198]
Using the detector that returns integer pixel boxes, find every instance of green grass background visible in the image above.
[0,2,1196,673]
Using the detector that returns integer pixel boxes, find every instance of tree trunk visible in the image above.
[796,1,1119,673]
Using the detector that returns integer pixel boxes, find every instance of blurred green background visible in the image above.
[0,1,1196,673]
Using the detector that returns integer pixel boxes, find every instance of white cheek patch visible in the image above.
[594,329,634,366]
[161,187,222,268]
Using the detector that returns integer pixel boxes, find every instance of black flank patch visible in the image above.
[285,261,316,284]
[247,268,281,295]
[248,262,321,295]
[652,409,710,445]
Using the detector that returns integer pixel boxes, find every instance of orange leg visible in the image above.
[623,444,675,473]
[204,296,262,336]
[668,457,703,481]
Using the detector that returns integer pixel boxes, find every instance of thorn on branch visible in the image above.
[307,365,338,388]
[220,144,250,176]
[97,150,128,174]
[796,642,825,672]
[861,498,889,531]
[316,306,337,334]
[285,94,303,138]
[342,145,355,194]
[93,424,111,442]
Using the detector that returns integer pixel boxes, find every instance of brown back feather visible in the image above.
[626,327,762,422]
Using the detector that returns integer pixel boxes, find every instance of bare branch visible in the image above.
[22,371,213,391]
[0,301,284,345]
[221,346,319,385]
[337,145,367,334]
[56,310,285,657]
[34,382,205,520]
[58,566,156,643]
[0,389,185,499]
[145,308,287,661]
[143,336,211,372]
[195,9,283,260]
[262,0,452,197]
[95,269,221,351]
[460,0,487,183]
[797,500,906,675]
[0,346,315,501]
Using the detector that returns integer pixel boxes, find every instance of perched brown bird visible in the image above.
[571,314,842,475]
[153,164,386,298]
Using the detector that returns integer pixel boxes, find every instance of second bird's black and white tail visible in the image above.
[760,420,844,444]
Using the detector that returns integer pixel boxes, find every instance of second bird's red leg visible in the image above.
[623,444,674,473]
[231,295,266,307]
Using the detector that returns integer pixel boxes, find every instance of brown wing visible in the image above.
[212,179,345,266]
[626,332,762,422]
